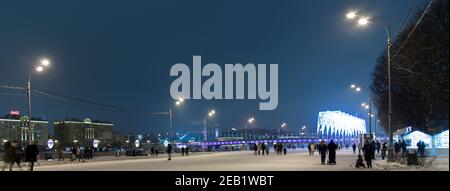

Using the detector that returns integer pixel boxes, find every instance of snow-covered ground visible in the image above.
[6,149,446,171]
[373,155,449,171]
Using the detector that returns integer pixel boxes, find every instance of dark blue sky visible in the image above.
[0,0,412,135]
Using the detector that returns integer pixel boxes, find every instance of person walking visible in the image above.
[363,140,373,168]
[71,146,77,161]
[77,146,85,162]
[357,142,362,155]
[25,142,39,171]
[1,141,12,171]
[253,144,258,155]
[381,142,387,160]
[261,143,266,156]
[11,141,22,170]
[57,146,64,161]
[185,146,189,156]
[394,141,400,159]
[310,143,315,156]
[150,147,155,157]
[419,141,426,157]
[167,144,172,160]
[371,140,376,160]
[181,147,185,156]
[283,147,287,155]
[327,140,337,165]
[352,143,356,154]
[318,140,328,165]
[376,140,381,154]
[308,143,312,155]
[401,140,407,157]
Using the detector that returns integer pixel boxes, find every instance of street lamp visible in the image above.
[27,58,51,144]
[346,10,394,162]
[350,84,373,135]
[358,17,370,26]
[203,109,215,142]
[168,97,184,143]
[346,11,358,19]
[279,122,287,137]
[245,117,255,140]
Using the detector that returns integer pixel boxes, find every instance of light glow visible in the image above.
[317,111,366,139]
[41,59,50,66]
[358,17,370,25]
[36,66,44,72]
[346,11,357,19]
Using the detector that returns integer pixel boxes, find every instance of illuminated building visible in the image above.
[317,111,366,143]
[54,118,113,148]
[0,115,48,148]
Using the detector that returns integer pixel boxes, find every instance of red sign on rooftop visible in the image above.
[10,111,20,115]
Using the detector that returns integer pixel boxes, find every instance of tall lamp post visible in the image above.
[203,110,215,142]
[245,117,255,140]
[346,11,394,162]
[27,58,51,144]
[279,122,287,138]
[160,98,184,144]
[350,84,373,134]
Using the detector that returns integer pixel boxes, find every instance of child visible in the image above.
[355,154,366,168]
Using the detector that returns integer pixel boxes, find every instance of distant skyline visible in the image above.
[0,0,413,135]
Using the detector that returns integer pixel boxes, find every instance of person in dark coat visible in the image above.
[420,141,426,157]
[181,147,185,156]
[327,140,337,165]
[371,140,376,160]
[11,141,22,170]
[307,143,312,155]
[352,143,356,154]
[318,140,328,165]
[253,144,258,155]
[261,143,266,156]
[71,146,77,161]
[401,140,407,156]
[394,142,400,159]
[167,144,172,160]
[25,142,39,171]
[185,146,189,156]
[150,147,155,156]
[381,142,387,160]
[376,141,381,154]
[1,141,12,171]
[363,140,373,168]
[355,154,366,168]
[57,146,64,161]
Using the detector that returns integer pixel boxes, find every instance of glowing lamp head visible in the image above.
[346,11,357,19]
[36,66,44,72]
[355,87,361,92]
[178,98,184,102]
[40,59,50,66]
[358,17,370,26]
[175,101,180,105]
[350,84,356,89]
[211,110,215,114]
[365,105,370,109]
[361,103,366,107]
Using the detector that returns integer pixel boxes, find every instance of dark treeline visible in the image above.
[371,0,449,134]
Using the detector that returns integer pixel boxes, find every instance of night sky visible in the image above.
[0,0,413,136]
